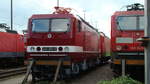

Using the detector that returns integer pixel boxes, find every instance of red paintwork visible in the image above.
[17,34,24,53]
[99,33,110,57]
[26,10,99,63]
[0,32,24,57]
[111,10,144,53]
[104,36,110,55]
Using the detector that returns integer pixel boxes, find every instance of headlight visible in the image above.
[64,47,69,52]
[116,46,122,51]
[58,47,63,51]
[30,47,35,51]
[37,47,41,51]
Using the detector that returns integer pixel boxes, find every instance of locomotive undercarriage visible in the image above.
[0,57,24,69]
[112,64,144,82]
[112,52,144,71]
[111,52,144,81]
[31,65,71,81]
[30,57,101,81]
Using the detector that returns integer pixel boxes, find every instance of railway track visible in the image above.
[0,67,26,79]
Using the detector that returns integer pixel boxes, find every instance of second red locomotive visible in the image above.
[111,3,144,76]
[0,26,24,68]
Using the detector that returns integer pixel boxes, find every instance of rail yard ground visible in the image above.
[68,64,113,84]
[0,64,113,84]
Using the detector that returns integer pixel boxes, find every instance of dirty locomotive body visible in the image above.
[25,7,110,80]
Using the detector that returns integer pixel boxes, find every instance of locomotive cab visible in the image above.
[115,14,144,53]
[27,7,77,58]
[28,15,73,45]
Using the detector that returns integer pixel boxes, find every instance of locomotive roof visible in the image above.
[0,28,18,34]
[6,29,18,34]
[30,13,98,33]
[30,13,74,19]
[76,15,98,32]
[98,32,109,39]
[113,10,144,16]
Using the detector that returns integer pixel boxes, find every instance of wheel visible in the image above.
[71,63,80,75]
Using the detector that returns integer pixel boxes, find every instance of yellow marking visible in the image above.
[113,59,144,65]
[126,60,144,65]
[113,59,121,64]
[24,60,71,66]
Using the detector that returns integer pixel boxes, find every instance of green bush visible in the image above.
[98,76,143,84]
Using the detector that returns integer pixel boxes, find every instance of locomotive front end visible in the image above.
[27,16,74,66]
[111,4,145,75]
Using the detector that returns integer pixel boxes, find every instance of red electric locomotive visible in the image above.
[0,28,24,68]
[111,3,144,74]
[25,7,100,80]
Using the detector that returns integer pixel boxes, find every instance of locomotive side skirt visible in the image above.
[0,52,24,57]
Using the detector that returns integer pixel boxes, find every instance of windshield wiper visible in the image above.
[116,21,123,32]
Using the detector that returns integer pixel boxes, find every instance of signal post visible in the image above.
[145,0,150,84]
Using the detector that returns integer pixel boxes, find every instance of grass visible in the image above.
[97,76,143,84]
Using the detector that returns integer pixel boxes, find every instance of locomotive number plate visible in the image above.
[42,47,57,51]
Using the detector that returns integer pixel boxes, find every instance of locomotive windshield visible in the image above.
[117,16,144,30]
[32,18,70,32]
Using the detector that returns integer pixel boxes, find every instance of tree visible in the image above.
[0,23,10,30]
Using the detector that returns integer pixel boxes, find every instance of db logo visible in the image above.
[47,34,52,38]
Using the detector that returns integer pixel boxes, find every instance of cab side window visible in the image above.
[78,21,81,32]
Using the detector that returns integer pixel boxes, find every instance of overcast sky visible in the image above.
[0,0,144,36]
